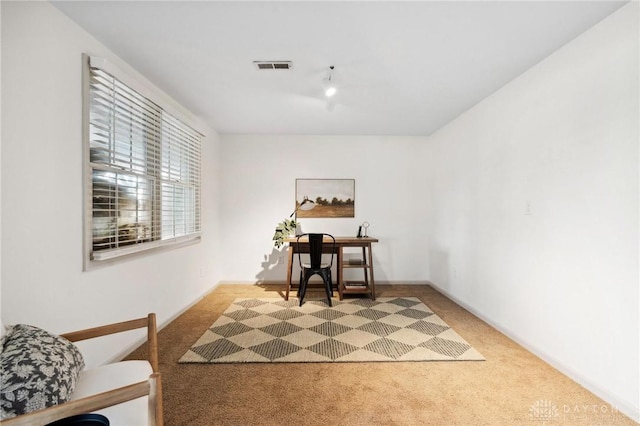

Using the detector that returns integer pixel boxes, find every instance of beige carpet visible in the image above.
[179,297,484,363]
[125,284,638,425]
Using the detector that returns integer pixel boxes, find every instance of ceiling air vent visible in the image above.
[253,61,293,70]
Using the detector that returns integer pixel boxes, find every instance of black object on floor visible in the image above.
[46,414,109,426]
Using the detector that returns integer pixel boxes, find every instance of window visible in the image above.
[85,56,202,264]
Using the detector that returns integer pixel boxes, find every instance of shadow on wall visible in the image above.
[429,250,451,289]
[255,248,337,285]
[255,248,289,283]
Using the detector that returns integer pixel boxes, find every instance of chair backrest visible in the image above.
[296,233,336,269]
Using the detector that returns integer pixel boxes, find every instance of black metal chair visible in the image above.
[296,233,336,306]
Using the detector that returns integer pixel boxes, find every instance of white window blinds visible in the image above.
[87,58,202,262]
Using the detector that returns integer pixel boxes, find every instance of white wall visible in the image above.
[220,134,429,284]
[425,2,639,420]
[2,0,638,420]
[1,1,222,367]
[0,3,3,327]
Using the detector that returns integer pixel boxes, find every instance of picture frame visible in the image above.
[295,178,355,218]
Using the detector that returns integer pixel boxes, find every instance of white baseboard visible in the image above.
[224,280,431,286]
[107,282,221,364]
[429,282,640,424]
[157,281,221,331]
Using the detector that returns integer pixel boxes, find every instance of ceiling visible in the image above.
[52,1,627,136]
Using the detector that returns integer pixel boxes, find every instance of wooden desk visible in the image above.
[284,236,379,301]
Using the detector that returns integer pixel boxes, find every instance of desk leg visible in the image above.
[367,243,376,300]
[362,246,369,288]
[285,246,293,301]
[337,246,344,300]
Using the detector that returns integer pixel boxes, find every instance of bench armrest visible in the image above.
[61,313,159,373]
[2,313,163,426]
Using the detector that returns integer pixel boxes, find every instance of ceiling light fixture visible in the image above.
[322,66,337,98]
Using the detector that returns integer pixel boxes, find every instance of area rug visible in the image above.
[178,297,484,363]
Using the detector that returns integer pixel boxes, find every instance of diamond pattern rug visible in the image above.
[178,297,484,363]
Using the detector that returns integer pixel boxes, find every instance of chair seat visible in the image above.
[72,361,152,425]
[301,262,331,269]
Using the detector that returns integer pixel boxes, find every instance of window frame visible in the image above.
[83,54,203,269]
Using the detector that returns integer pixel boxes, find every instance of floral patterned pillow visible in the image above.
[0,324,85,419]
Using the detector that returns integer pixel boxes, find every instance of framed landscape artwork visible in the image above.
[295,178,355,218]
